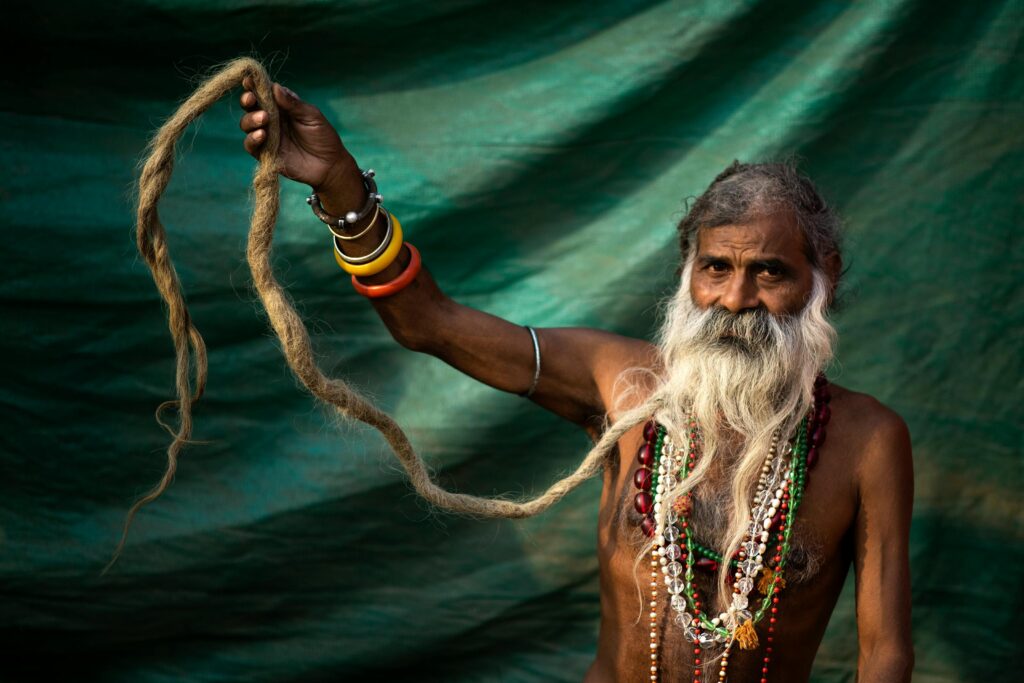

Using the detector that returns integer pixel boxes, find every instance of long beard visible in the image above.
[649,258,836,609]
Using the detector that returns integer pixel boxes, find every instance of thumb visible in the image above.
[272,83,301,110]
[272,83,322,125]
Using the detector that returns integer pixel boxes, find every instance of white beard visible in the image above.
[647,257,836,609]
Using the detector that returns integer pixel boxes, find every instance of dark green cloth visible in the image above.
[2,1,1020,681]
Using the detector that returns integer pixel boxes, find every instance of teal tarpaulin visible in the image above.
[1,1,1021,681]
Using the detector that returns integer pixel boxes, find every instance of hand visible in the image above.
[239,77,355,193]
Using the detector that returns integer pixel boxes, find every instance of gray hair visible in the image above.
[677,160,843,275]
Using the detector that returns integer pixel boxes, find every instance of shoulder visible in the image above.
[591,334,659,422]
[594,333,659,377]
[830,384,910,447]
[828,383,913,495]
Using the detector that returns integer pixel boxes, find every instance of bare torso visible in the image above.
[584,383,879,682]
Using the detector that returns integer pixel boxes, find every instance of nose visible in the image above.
[718,272,760,314]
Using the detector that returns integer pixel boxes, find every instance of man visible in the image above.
[238,80,913,682]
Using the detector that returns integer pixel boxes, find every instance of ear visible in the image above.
[824,250,842,302]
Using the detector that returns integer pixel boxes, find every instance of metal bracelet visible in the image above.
[327,203,380,241]
[333,211,394,265]
[520,326,541,398]
[306,168,382,231]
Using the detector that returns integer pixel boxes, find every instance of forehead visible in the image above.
[695,212,809,263]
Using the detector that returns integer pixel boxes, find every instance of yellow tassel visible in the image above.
[734,620,759,650]
[757,567,786,594]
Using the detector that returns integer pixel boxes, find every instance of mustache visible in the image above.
[693,306,783,352]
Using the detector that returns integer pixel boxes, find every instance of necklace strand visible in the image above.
[637,378,831,682]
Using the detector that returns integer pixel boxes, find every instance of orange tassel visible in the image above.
[757,567,786,594]
[735,620,759,650]
[672,494,692,516]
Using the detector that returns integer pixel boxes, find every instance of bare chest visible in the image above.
[603,426,856,568]
[592,425,859,681]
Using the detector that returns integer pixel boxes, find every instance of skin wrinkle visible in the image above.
[676,160,843,277]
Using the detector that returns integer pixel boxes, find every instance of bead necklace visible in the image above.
[635,378,832,682]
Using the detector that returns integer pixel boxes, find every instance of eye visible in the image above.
[705,260,730,273]
[758,264,786,279]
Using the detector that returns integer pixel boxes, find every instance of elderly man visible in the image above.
[238,80,913,683]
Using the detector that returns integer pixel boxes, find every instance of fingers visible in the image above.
[240,89,258,111]
[238,79,308,159]
[240,76,257,110]
[239,109,268,134]
[240,77,269,159]
[240,109,268,158]
[243,130,266,158]
[239,79,301,113]
[240,75,271,111]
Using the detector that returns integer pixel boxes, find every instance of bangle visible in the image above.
[306,168,382,231]
[334,213,404,277]
[351,244,422,299]
[329,203,380,241]
[519,326,541,398]
[333,210,393,265]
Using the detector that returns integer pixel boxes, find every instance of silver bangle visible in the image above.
[328,203,381,241]
[307,168,382,230]
[333,211,394,265]
[520,326,541,398]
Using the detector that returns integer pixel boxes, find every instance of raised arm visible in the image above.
[238,79,656,430]
[853,407,915,682]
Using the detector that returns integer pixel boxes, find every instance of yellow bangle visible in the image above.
[334,214,404,277]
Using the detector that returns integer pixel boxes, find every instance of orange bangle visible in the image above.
[350,243,422,298]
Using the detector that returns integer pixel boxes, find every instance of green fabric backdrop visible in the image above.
[2,1,1021,681]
